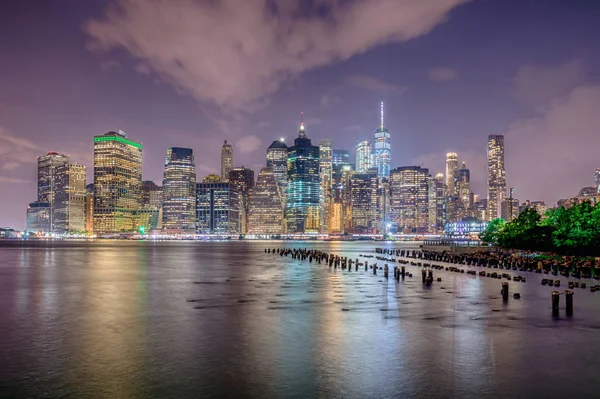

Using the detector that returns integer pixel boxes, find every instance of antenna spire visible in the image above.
[299,111,306,137]
[380,101,384,129]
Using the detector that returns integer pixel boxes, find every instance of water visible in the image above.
[1,240,600,398]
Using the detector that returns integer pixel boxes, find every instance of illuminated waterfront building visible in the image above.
[247,167,283,235]
[350,171,378,234]
[140,180,162,231]
[93,131,142,233]
[53,162,86,233]
[355,140,373,173]
[26,201,51,233]
[37,152,69,231]
[329,201,343,234]
[390,166,430,234]
[332,149,350,166]
[318,139,333,234]
[487,134,506,221]
[85,184,94,233]
[162,148,196,233]
[221,140,233,182]
[373,102,391,179]
[428,173,446,234]
[196,182,240,235]
[286,120,320,234]
[229,166,255,234]
[445,152,459,195]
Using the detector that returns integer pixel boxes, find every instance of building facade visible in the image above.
[428,173,446,234]
[229,166,255,234]
[196,182,240,235]
[350,172,378,234]
[162,147,196,233]
[487,134,506,221]
[140,180,162,231]
[247,167,284,235]
[37,152,69,231]
[390,166,430,234]
[286,122,320,234]
[93,131,143,233]
[332,149,350,166]
[373,102,391,179]
[355,140,373,173]
[85,183,94,233]
[221,140,233,182]
[266,139,288,201]
[53,163,86,233]
[26,201,51,233]
[445,152,459,195]
[318,139,332,234]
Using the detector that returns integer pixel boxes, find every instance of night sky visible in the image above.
[1,0,600,229]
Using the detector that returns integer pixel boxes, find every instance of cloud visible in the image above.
[428,67,458,81]
[0,176,29,184]
[235,135,262,154]
[0,129,36,150]
[345,74,404,94]
[84,0,468,109]
[320,93,341,107]
[1,161,20,170]
[506,84,600,206]
[512,59,587,107]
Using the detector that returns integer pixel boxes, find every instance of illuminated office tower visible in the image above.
[37,152,69,231]
[140,181,162,231]
[161,147,196,233]
[455,162,472,209]
[229,166,254,234]
[93,130,142,233]
[267,139,288,200]
[203,174,222,183]
[286,119,320,234]
[390,166,430,234]
[247,167,284,235]
[53,162,86,233]
[350,171,378,234]
[378,178,391,235]
[445,152,459,195]
[318,139,333,234]
[27,201,51,233]
[221,140,233,182]
[428,173,446,234]
[595,168,600,193]
[85,184,94,233]
[329,200,344,234]
[374,102,391,179]
[196,182,240,235]
[332,149,350,166]
[487,134,506,221]
[355,140,373,173]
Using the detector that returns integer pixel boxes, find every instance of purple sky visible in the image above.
[1,0,600,229]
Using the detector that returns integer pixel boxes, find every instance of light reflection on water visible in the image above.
[0,240,600,398]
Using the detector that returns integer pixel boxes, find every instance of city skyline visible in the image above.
[2,0,600,229]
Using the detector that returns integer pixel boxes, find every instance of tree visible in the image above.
[480,218,506,245]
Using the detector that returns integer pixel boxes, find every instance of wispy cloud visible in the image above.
[0,176,29,184]
[235,135,262,155]
[346,74,404,94]
[428,67,459,82]
[85,0,468,109]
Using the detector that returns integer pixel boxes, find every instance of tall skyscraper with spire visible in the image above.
[487,134,506,221]
[374,102,391,179]
[221,140,233,182]
[286,117,320,234]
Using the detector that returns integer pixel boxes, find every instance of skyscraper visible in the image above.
[374,102,391,179]
[428,173,446,233]
[390,166,430,233]
[487,134,506,221]
[196,182,240,235]
[318,139,332,234]
[332,149,350,166]
[455,162,471,209]
[266,139,288,200]
[350,171,378,234]
[221,140,233,182]
[162,147,196,232]
[445,152,459,195]
[26,201,51,233]
[229,166,255,234]
[247,167,284,235]
[355,140,373,173]
[286,120,320,234]
[93,130,142,233]
[85,183,94,233]
[140,180,162,231]
[37,152,69,231]
[53,162,86,233]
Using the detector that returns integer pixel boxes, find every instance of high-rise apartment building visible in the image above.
[162,147,196,233]
[390,166,430,233]
[332,149,350,166]
[37,152,69,231]
[355,140,373,173]
[456,162,471,209]
[445,152,459,195]
[53,162,86,233]
[350,171,378,234]
[196,182,240,235]
[221,140,233,182]
[374,102,391,179]
[487,134,506,221]
[247,167,284,235]
[229,166,255,234]
[318,139,333,234]
[286,121,320,234]
[428,173,446,234]
[93,131,142,233]
[266,139,288,199]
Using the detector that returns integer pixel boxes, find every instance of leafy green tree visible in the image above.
[480,218,506,244]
